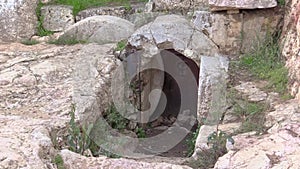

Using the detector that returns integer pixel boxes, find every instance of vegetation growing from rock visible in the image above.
[21,39,39,45]
[239,32,289,96]
[53,154,65,169]
[36,1,54,36]
[67,104,94,155]
[186,125,200,157]
[48,38,87,45]
[115,39,127,51]
[186,130,229,169]
[277,0,285,6]
[103,103,129,131]
[227,89,268,134]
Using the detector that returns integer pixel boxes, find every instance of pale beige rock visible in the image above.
[192,11,242,56]
[128,14,220,60]
[265,99,300,129]
[0,0,38,42]
[60,149,192,169]
[218,122,242,133]
[209,0,277,11]
[59,16,135,45]
[234,82,268,102]
[191,8,282,56]
[281,0,300,103]
[41,5,74,32]
[214,100,300,169]
[152,0,192,11]
[241,9,283,53]
[0,43,118,168]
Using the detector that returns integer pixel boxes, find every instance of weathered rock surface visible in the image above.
[75,4,145,22]
[127,12,164,29]
[209,0,277,11]
[0,42,118,168]
[59,15,135,44]
[192,56,229,158]
[281,0,300,103]
[60,149,192,169]
[150,0,210,12]
[0,0,38,42]
[41,5,74,32]
[214,99,300,169]
[191,8,283,55]
[152,0,192,12]
[128,14,219,60]
[234,82,268,102]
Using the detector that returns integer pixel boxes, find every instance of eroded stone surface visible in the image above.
[0,0,38,42]
[234,81,268,102]
[60,149,192,169]
[0,43,118,168]
[281,0,300,103]
[192,56,229,158]
[59,15,135,45]
[41,5,74,32]
[128,14,220,60]
[209,0,277,11]
[191,8,283,56]
[150,0,210,12]
[214,87,300,169]
[75,4,145,22]
[214,122,300,169]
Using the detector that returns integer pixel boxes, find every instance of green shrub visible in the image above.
[239,32,289,95]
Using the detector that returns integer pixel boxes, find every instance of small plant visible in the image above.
[67,104,94,155]
[227,89,268,134]
[104,104,129,131]
[207,130,229,153]
[186,130,229,169]
[48,38,87,45]
[21,39,39,45]
[239,32,289,95]
[136,127,146,138]
[115,39,127,51]
[277,0,285,6]
[36,1,54,36]
[53,154,65,169]
[186,125,200,157]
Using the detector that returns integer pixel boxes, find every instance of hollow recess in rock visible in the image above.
[121,48,200,157]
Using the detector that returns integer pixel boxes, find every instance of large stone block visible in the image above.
[59,15,135,45]
[191,8,283,56]
[281,0,300,103]
[41,5,74,32]
[192,11,242,56]
[241,8,283,53]
[149,0,209,12]
[0,0,38,42]
[209,0,278,11]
